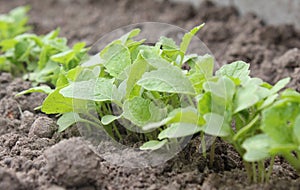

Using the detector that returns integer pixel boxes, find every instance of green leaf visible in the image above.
[202,113,231,137]
[41,87,74,114]
[195,54,214,78]
[101,115,121,125]
[270,77,290,94]
[126,53,149,98]
[119,29,141,45]
[0,6,30,40]
[142,106,199,131]
[137,47,171,69]
[57,112,83,132]
[140,139,168,150]
[281,89,300,103]
[242,134,272,162]
[142,117,174,131]
[100,43,131,77]
[233,78,270,113]
[258,94,278,110]
[16,85,53,96]
[261,101,300,144]
[180,23,205,54]
[60,78,115,102]
[158,123,201,139]
[123,97,162,127]
[234,86,260,113]
[216,61,250,84]
[51,49,74,64]
[137,66,195,95]
[167,107,199,124]
[203,76,235,102]
[158,36,179,50]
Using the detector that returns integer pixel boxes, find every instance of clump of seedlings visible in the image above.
[1,6,300,184]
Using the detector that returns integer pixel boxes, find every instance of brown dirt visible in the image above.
[0,0,300,189]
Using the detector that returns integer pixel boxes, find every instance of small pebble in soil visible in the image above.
[29,116,57,138]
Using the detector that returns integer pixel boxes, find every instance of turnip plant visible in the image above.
[2,6,300,184]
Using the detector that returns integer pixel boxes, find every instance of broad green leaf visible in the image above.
[180,23,205,54]
[258,94,278,110]
[16,85,53,96]
[0,39,18,50]
[137,66,195,95]
[66,66,84,81]
[167,106,199,124]
[234,85,260,113]
[242,134,272,162]
[57,112,83,132]
[270,77,290,94]
[73,42,86,52]
[123,97,162,127]
[158,36,178,50]
[233,78,270,113]
[101,115,121,125]
[142,117,174,131]
[75,66,100,81]
[203,76,235,102]
[183,54,198,64]
[188,72,206,94]
[100,43,131,77]
[140,139,168,150]
[281,89,300,104]
[142,106,199,131]
[158,123,201,139]
[60,78,115,102]
[139,47,171,68]
[195,54,214,78]
[41,87,74,114]
[126,54,149,98]
[56,72,69,88]
[197,93,212,115]
[14,40,29,59]
[202,113,231,137]
[119,29,140,45]
[51,49,74,64]
[188,54,214,93]
[261,101,300,144]
[216,61,250,84]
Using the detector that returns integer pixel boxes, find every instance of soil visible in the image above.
[0,0,300,189]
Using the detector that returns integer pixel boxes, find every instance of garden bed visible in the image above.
[0,0,300,189]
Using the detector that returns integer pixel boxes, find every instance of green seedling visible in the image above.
[243,89,300,175]
[40,25,206,144]
[5,7,300,183]
[1,28,88,85]
[197,61,290,183]
[0,6,30,41]
[0,8,88,85]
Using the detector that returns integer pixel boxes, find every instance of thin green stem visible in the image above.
[266,156,275,182]
[200,132,207,158]
[209,140,216,168]
[113,123,122,140]
[243,161,253,183]
[252,162,257,183]
[284,152,300,173]
[233,115,259,141]
[258,161,265,183]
